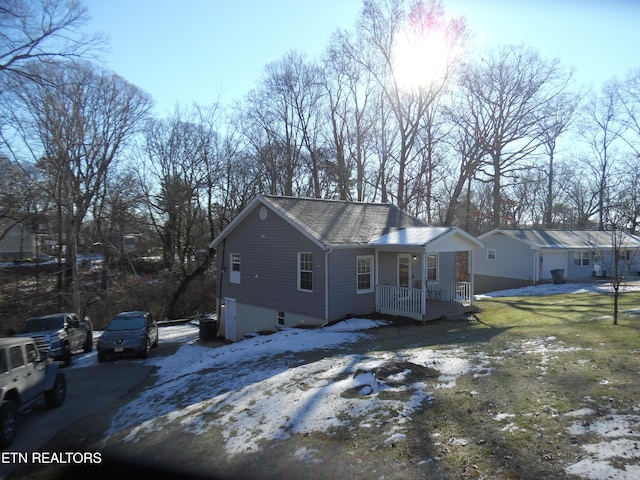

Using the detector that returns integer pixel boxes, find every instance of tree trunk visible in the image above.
[163,250,214,320]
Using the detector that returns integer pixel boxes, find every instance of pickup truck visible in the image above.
[0,336,66,448]
[13,313,93,366]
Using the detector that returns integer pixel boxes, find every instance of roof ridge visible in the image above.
[262,194,395,207]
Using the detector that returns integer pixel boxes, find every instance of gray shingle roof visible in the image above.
[263,195,429,246]
[482,229,640,249]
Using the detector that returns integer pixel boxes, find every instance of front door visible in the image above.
[397,254,411,288]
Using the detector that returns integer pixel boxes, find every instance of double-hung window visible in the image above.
[427,254,438,280]
[298,252,313,291]
[230,253,241,283]
[356,255,374,293]
[573,251,590,267]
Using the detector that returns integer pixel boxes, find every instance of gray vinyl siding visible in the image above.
[473,233,535,293]
[217,205,325,321]
[378,252,398,286]
[475,233,533,281]
[327,248,377,321]
[438,252,456,283]
[565,249,595,279]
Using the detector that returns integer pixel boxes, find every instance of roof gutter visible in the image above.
[322,247,333,327]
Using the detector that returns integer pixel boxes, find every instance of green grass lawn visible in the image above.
[420,289,640,479]
[474,290,640,349]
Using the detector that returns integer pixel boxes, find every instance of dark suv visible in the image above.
[0,337,66,448]
[97,311,159,362]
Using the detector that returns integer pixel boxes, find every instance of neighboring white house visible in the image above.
[474,229,640,293]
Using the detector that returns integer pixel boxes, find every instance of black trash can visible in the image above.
[199,318,218,341]
[550,268,565,284]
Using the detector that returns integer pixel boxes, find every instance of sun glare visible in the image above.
[392,29,451,90]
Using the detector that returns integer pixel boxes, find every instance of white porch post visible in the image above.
[374,248,379,312]
[421,250,427,316]
[469,249,475,306]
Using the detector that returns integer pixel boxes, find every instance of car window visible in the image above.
[0,349,7,373]
[18,316,64,333]
[107,316,145,331]
[9,346,24,369]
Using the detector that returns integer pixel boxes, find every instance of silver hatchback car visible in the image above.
[97,311,158,362]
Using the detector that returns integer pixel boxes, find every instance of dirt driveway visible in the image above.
[0,344,181,480]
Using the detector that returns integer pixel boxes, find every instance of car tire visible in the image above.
[140,337,150,359]
[44,372,66,408]
[0,400,18,448]
[83,332,93,353]
[61,343,72,366]
[152,334,158,348]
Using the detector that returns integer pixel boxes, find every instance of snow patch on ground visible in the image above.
[90,283,640,478]
[565,413,640,479]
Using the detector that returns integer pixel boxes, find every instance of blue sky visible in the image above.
[85,0,640,117]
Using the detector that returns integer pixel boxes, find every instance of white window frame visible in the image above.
[487,249,496,260]
[230,253,241,284]
[277,311,285,326]
[426,254,438,280]
[356,255,374,294]
[573,251,590,267]
[298,252,313,292]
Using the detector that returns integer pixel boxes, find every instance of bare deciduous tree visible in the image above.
[355,0,468,210]
[538,91,580,226]
[0,0,105,84]
[579,81,626,229]
[457,44,573,228]
[8,61,152,313]
[322,28,377,200]
[617,68,640,157]
[140,104,230,319]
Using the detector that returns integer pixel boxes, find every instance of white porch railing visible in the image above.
[426,280,472,306]
[377,285,422,320]
[376,281,472,320]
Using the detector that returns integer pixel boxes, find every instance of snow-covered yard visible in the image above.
[68,281,640,479]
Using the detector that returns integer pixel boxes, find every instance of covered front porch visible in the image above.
[376,281,473,321]
[369,227,483,322]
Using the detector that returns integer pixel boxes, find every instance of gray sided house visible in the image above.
[474,229,640,293]
[209,195,483,341]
